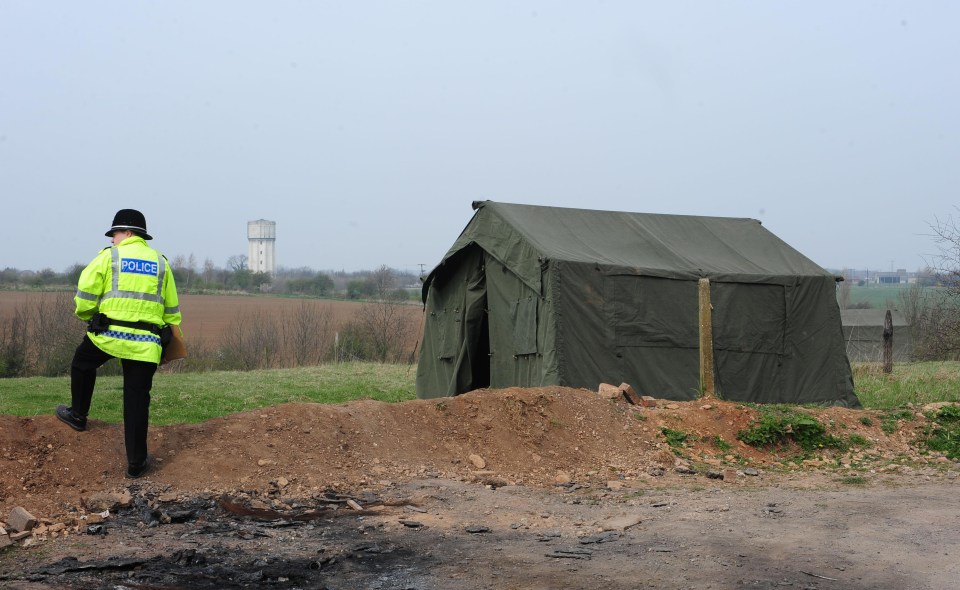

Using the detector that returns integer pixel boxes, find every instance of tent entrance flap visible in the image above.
[416,246,490,398]
[455,266,489,393]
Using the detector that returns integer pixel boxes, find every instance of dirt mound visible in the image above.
[0,387,945,520]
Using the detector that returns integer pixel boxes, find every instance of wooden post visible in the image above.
[698,278,716,398]
[882,309,893,374]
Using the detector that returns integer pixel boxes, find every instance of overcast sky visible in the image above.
[2,1,957,277]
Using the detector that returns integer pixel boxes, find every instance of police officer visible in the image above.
[56,209,182,478]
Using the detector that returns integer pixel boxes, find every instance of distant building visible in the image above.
[829,268,919,285]
[840,309,913,362]
[247,219,276,275]
[876,269,911,284]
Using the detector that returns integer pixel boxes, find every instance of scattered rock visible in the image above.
[83,491,132,512]
[546,548,593,560]
[764,503,784,516]
[472,472,510,488]
[598,514,642,531]
[9,530,32,541]
[579,531,619,544]
[468,454,487,469]
[8,507,37,532]
[464,525,491,534]
[554,471,572,485]
[597,383,623,401]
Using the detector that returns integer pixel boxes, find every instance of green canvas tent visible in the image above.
[416,201,859,407]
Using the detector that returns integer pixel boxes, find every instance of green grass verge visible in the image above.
[2,361,958,427]
[852,361,960,409]
[0,362,417,426]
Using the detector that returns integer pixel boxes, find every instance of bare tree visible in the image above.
[282,301,334,366]
[202,258,216,285]
[912,213,960,359]
[227,255,249,273]
[219,308,282,370]
[355,299,413,363]
[0,305,28,377]
[30,292,86,376]
[370,265,395,299]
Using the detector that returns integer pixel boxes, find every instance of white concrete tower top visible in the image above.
[247,219,276,275]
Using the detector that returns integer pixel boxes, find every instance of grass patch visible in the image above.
[0,362,416,426]
[661,427,691,448]
[880,409,915,434]
[920,405,960,460]
[847,433,872,448]
[840,475,868,485]
[853,361,960,409]
[737,406,847,452]
[710,435,732,452]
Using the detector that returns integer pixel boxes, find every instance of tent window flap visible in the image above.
[512,296,538,355]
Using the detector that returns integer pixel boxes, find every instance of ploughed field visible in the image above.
[0,291,423,349]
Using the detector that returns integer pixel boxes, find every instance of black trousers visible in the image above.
[70,335,156,466]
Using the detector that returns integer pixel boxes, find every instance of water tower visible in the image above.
[247,219,276,275]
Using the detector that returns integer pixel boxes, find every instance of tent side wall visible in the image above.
[484,254,558,388]
[553,262,858,406]
[553,261,701,399]
[711,276,858,406]
[777,276,858,406]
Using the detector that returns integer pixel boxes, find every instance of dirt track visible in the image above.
[2,387,960,589]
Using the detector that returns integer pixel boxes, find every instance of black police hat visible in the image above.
[106,209,153,240]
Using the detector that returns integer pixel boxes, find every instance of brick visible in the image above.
[639,396,658,408]
[0,533,11,549]
[618,383,642,405]
[7,507,37,533]
[9,530,32,542]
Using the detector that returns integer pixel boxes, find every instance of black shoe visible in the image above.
[126,456,152,479]
[56,405,87,432]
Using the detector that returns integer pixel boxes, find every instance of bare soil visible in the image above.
[2,387,960,589]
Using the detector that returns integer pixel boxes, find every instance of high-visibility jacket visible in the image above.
[74,235,182,364]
